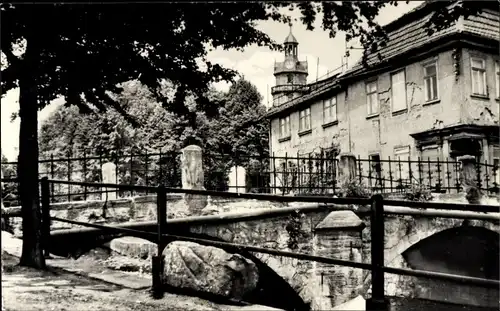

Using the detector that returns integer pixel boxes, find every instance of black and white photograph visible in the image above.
[1,1,499,310]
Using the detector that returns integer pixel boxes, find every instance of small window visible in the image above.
[323,96,337,124]
[391,70,407,112]
[495,61,499,99]
[287,74,293,84]
[471,57,487,96]
[366,81,378,116]
[287,93,293,101]
[424,62,438,102]
[299,107,311,132]
[279,115,291,138]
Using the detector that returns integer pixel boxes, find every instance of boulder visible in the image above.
[162,241,259,300]
[109,237,157,259]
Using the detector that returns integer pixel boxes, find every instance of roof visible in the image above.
[265,0,499,119]
[343,1,499,78]
[284,32,298,44]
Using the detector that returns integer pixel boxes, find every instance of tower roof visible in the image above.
[284,23,298,44]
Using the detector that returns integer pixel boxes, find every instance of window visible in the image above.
[394,146,410,181]
[495,61,499,99]
[279,116,291,138]
[287,93,293,101]
[299,107,311,132]
[366,81,378,116]
[323,96,337,124]
[471,57,487,96]
[424,62,438,102]
[287,74,293,84]
[391,70,407,112]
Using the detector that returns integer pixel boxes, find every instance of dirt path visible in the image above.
[1,230,284,311]
[2,251,230,311]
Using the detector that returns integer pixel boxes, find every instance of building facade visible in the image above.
[266,1,499,174]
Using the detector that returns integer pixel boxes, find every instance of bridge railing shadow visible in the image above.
[4,177,499,311]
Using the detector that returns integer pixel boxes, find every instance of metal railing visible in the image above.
[10,177,495,310]
[356,156,499,195]
[3,152,497,207]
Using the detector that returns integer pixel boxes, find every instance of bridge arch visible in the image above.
[166,231,310,311]
[49,228,309,311]
[363,223,499,309]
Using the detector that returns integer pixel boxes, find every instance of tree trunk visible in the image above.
[18,34,45,269]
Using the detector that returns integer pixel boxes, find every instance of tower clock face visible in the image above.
[284,59,295,69]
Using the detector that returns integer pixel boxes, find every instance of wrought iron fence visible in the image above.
[1,151,181,206]
[356,157,499,195]
[2,152,498,206]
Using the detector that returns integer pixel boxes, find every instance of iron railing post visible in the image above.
[41,177,51,258]
[366,194,388,311]
[152,185,167,299]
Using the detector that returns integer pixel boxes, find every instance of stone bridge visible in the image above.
[6,192,499,310]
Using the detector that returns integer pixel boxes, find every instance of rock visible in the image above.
[105,255,151,273]
[162,241,259,300]
[109,237,157,259]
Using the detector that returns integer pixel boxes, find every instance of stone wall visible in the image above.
[4,195,290,236]
[181,205,333,309]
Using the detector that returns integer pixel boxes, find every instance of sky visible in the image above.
[0,1,423,161]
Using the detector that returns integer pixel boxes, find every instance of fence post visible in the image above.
[458,155,481,204]
[152,185,167,299]
[67,151,71,202]
[366,194,388,311]
[41,177,51,258]
[181,145,207,213]
[50,154,55,203]
[339,153,357,182]
[101,162,117,200]
[83,150,87,201]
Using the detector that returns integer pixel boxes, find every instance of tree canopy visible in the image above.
[38,78,270,193]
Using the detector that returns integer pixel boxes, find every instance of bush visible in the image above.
[403,183,432,202]
[337,178,371,198]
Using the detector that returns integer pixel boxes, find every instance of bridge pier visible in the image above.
[311,210,365,309]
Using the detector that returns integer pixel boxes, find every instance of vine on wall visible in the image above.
[285,210,307,250]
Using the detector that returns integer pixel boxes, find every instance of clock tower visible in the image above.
[271,24,309,107]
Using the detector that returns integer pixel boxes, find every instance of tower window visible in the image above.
[287,74,293,84]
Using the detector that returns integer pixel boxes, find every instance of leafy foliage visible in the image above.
[38,78,270,193]
[403,183,433,202]
[337,178,371,199]
[1,154,18,206]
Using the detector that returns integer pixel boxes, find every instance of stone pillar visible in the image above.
[312,211,365,310]
[101,162,117,200]
[181,145,207,213]
[339,153,357,181]
[458,155,481,204]
[228,166,246,194]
